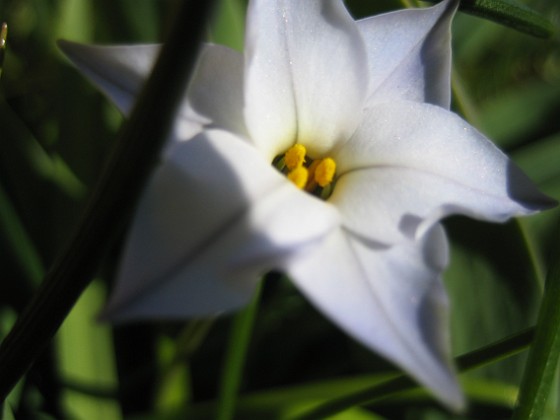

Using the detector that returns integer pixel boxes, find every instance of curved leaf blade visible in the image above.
[430,0,554,38]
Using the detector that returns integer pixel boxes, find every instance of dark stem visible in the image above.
[0,0,215,402]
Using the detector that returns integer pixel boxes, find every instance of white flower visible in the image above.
[59,0,554,409]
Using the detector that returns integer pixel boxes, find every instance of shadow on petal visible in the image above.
[102,130,337,322]
[506,160,557,211]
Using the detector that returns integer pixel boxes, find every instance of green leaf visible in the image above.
[512,225,560,419]
[210,0,246,51]
[216,284,262,420]
[2,401,16,420]
[181,371,523,418]
[462,377,518,408]
[284,328,534,419]
[155,336,191,412]
[433,0,554,38]
[56,281,120,419]
[445,219,541,382]
[55,0,94,42]
[477,82,560,149]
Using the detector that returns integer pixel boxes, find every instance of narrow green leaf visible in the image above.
[290,328,534,419]
[183,372,522,418]
[55,0,93,42]
[2,401,16,420]
[210,0,245,51]
[154,320,215,413]
[155,336,191,412]
[432,0,554,38]
[216,284,262,420]
[56,281,120,419]
[513,224,560,419]
[445,219,541,382]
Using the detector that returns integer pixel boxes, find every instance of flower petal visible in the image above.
[333,101,555,244]
[179,44,248,140]
[59,41,247,142]
[357,0,457,109]
[287,225,464,410]
[103,129,338,321]
[58,40,158,114]
[243,0,369,159]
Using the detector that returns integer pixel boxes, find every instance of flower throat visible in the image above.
[273,143,336,200]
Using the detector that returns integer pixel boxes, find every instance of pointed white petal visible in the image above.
[357,0,457,108]
[288,225,464,410]
[103,129,338,321]
[59,41,247,143]
[179,44,248,140]
[58,40,158,114]
[243,0,368,159]
[333,101,555,244]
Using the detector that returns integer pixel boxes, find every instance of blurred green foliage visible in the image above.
[0,0,559,419]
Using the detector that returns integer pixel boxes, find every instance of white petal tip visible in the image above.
[506,162,558,212]
[57,39,94,62]
[96,302,128,325]
[441,390,467,414]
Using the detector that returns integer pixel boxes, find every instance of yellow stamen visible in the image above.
[274,145,337,198]
[314,157,336,187]
[287,166,309,189]
[284,143,307,170]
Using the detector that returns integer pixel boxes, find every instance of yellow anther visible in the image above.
[287,166,309,189]
[275,145,337,198]
[314,157,336,187]
[284,143,307,170]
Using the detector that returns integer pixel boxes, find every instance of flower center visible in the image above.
[273,143,337,200]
